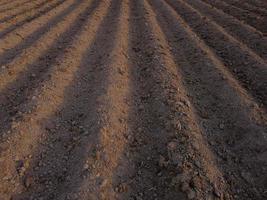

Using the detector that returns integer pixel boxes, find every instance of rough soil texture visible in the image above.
[0,0,266,199]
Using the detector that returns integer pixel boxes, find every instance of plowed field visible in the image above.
[0,0,266,199]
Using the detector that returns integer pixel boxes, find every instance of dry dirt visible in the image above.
[0,0,266,199]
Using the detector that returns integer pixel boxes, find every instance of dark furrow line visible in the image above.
[181,0,266,64]
[201,0,264,35]
[0,0,39,14]
[202,0,262,19]
[0,0,84,67]
[0,0,57,24]
[84,0,131,198]
[150,0,267,198]
[166,0,267,108]
[223,0,267,17]
[0,0,66,39]
[220,0,267,17]
[0,0,114,197]
[184,0,267,60]
[124,0,188,199]
[201,0,267,34]
[16,0,124,199]
[0,0,101,140]
[118,0,228,199]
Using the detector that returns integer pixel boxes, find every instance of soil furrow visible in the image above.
[221,0,267,16]
[0,0,38,15]
[0,0,85,83]
[0,0,113,198]
[0,0,22,8]
[150,0,267,198]
[166,0,267,108]
[122,0,188,198]
[176,0,266,64]
[184,0,267,60]
[53,1,132,198]
[0,0,58,24]
[0,0,75,52]
[5,0,127,199]
[110,0,232,199]
[0,0,101,144]
[0,0,266,199]
[0,0,66,39]
[202,0,267,34]
[220,0,266,17]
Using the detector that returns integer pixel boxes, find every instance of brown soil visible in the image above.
[0,0,266,199]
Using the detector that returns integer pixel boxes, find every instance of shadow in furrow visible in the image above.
[202,0,267,34]
[0,0,55,24]
[16,0,123,199]
[221,0,267,16]
[150,0,267,198]
[115,0,188,199]
[184,0,267,60]
[0,0,66,39]
[0,0,84,67]
[220,0,265,17]
[0,0,101,139]
[166,0,267,108]
[0,0,39,14]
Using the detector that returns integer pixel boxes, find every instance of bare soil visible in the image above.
[0,0,266,199]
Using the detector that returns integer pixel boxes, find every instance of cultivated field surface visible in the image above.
[0,0,266,199]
